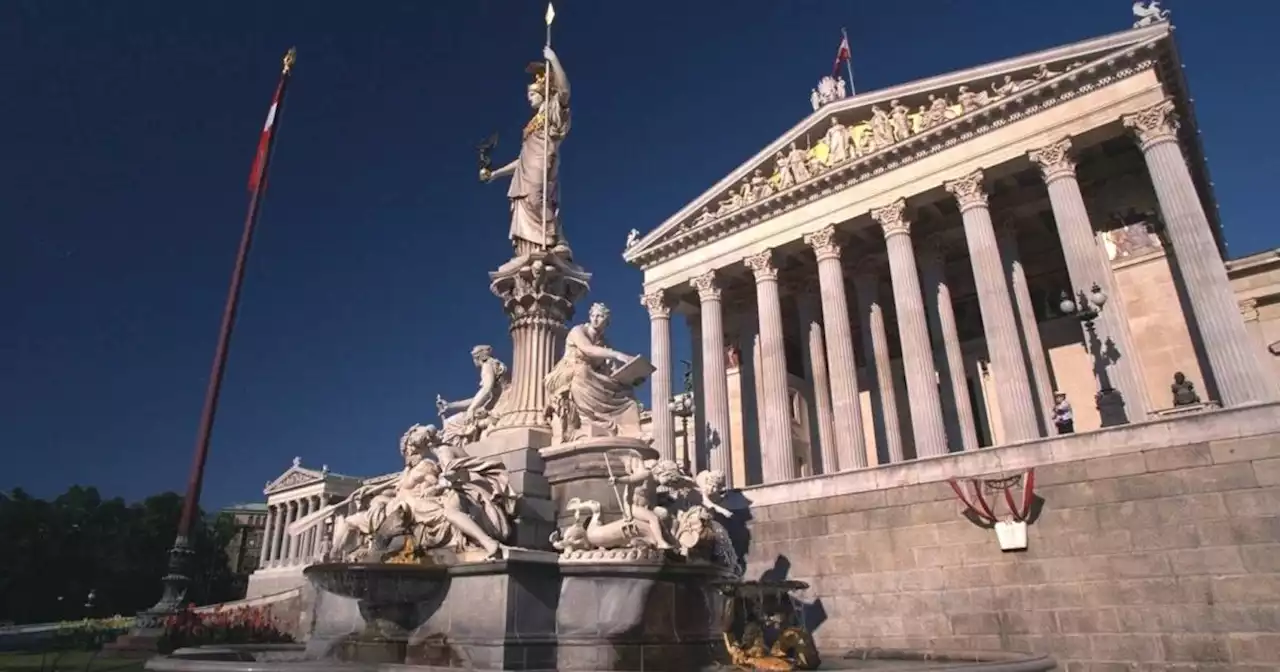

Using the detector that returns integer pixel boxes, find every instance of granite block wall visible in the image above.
[740,410,1280,671]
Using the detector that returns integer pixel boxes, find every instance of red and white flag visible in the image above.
[831,33,852,76]
[248,48,295,193]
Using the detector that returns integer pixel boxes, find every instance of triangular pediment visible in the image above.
[263,466,326,495]
[624,22,1172,268]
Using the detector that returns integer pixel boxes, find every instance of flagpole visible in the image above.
[128,47,296,637]
[540,3,554,251]
[842,27,857,95]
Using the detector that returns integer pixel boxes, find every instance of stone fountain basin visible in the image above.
[302,563,449,606]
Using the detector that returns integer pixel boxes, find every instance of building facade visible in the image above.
[622,15,1280,669]
[218,503,268,596]
[625,20,1279,487]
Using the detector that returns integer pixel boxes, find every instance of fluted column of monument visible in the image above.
[943,172,1040,443]
[1122,101,1279,405]
[1028,137,1151,418]
[853,265,904,464]
[641,289,676,461]
[489,251,591,430]
[692,270,735,485]
[745,249,798,483]
[795,286,838,474]
[870,200,948,458]
[804,225,868,470]
[997,223,1056,431]
[918,240,979,452]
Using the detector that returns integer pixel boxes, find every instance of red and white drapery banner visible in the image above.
[248,49,295,194]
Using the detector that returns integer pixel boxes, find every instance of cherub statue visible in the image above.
[624,228,641,250]
[436,345,509,447]
[480,46,573,258]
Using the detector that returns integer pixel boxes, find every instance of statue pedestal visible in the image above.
[405,550,562,670]
[468,427,558,550]
[555,560,733,671]
[541,437,656,528]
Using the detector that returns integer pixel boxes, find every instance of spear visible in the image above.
[540,2,555,250]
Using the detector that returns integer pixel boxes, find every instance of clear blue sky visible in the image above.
[3,1,1275,508]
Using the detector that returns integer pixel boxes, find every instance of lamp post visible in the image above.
[669,359,696,474]
[1058,283,1126,427]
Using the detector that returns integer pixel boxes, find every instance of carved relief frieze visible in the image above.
[629,41,1163,268]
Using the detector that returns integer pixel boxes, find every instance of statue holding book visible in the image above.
[544,302,654,443]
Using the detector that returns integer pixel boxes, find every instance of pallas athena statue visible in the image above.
[480,45,572,258]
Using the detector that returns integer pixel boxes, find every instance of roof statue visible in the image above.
[810,75,848,111]
[1132,1,1170,28]
[479,46,573,259]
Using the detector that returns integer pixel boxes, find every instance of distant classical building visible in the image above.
[218,503,267,597]
[244,458,368,598]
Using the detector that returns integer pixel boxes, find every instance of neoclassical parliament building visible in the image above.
[243,15,1280,668]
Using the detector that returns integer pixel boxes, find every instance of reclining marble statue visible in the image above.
[543,302,653,442]
[290,423,519,562]
[550,449,734,565]
[434,344,509,447]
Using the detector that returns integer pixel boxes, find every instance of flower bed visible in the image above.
[51,616,134,651]
[159,604,294,653]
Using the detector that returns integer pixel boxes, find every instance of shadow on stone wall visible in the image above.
[757,556,828,635]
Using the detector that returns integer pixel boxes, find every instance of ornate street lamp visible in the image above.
[1058,283,1126,426]
[669,360,696,474]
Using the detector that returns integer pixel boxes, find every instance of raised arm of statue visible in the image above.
[544,46,570,99]
[481,158,518,182]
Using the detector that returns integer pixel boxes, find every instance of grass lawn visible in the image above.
[0,651,148,672]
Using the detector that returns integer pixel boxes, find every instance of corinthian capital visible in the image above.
[803,225,843,262]
[1027,137,1076,182]
[870,198,910,238]
[640,289,670,319]
[944,169,988,212]
[1122,99,1179,151]
[744,249,780,283]
[692,270,722,302]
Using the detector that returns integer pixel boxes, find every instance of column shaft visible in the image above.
[797,291,837,473]
[261,506,276,568]
[943,175,1040,442]
[1123,102,1279,405]
[642,291,676,460]
[1030,137,1150,420]
[999,230,1056,432]
[805,226,868,470]
[746,250,797,483]
[919,248,979,451]
[855,271,904,464]
[687,314,706,473]
[871,200,949,457]
[693,271,735,485]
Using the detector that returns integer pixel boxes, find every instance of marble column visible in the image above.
[745,250,798,483]
[870,200,949,458]
[918,240,979,452]
[261,505,277,568]
[294,499,310,563]
[804,225,868,470]
[795,287,837,473]
[281,501,295,563]
[1122,100,1279,406]
[641,289,676,461]
[943,174,1040,443]
[692,270,735,486]
[1028,137,1151,419]
[997,224,1056,432]
[853,265,904,464]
